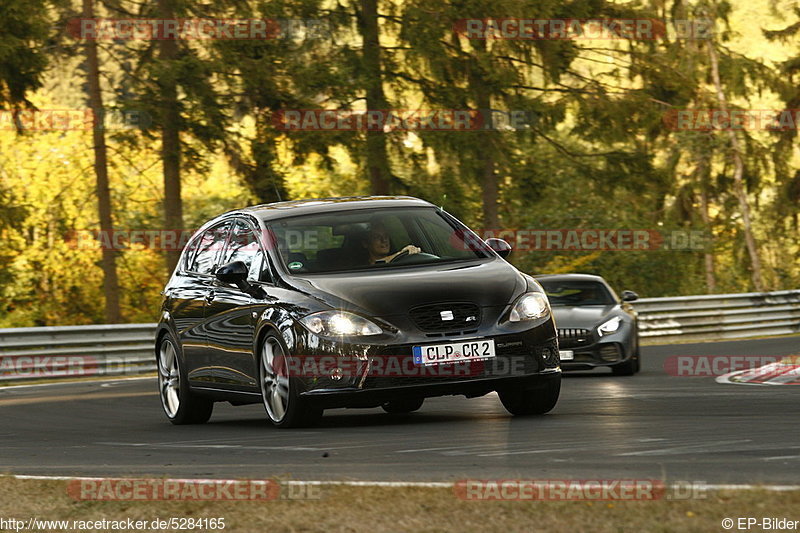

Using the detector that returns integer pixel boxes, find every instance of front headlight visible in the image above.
[597,316,622,336]
[300,310,383,337]
[508,292,550,322]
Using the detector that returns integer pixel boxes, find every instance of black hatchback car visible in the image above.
[156,196,561,427]
[535,273,640,375]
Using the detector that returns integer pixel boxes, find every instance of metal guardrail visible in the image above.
[1,290,798,382]
[633,290,800,343]
[0,323,157,382]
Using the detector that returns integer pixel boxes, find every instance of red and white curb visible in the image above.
[717,362,800,386]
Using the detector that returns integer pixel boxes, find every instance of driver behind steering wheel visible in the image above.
[363,220,420,265]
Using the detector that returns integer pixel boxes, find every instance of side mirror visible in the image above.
[216,261,251,293]
[621,290,639,302]
[485,238,512,258]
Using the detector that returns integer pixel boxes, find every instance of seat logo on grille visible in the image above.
[440,310,454,321]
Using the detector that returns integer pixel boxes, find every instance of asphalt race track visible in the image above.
[2,337,798,484]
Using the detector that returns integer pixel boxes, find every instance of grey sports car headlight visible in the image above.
[597,316,622,336]
[300,310,383,337]
[508,292,550,322]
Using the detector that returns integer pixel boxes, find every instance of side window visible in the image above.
[248,247,271,282]
[189,221,231,275]
[220,219,262,273]
[180,231,203,272]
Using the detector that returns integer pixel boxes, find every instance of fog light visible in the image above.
[543,346,559,366]
[599,344,622,362]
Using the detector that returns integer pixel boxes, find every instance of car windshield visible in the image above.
[268,207,491,274]
[539,280,616,306]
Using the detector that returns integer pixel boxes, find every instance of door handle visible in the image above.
[205,291,215,303]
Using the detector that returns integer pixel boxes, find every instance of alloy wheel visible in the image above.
[261,337,290,423]
[158,339,180,418]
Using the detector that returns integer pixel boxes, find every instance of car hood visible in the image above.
[550,305,620,328]
[286,258,523,317]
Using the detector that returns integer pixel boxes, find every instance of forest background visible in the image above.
[1,0,799,326]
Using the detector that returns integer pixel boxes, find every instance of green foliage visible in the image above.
[0,0,799,325]
[0,0,53,107]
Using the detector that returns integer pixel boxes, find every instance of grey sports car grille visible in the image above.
[557,328,591,346]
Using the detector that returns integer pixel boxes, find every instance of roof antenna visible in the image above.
[273,183,282,202]
[439,193,446,210]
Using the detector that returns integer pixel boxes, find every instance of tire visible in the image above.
[613,347,639,376]
[499,375,561,416]
[382,398,424,414]
[258,334,322,428]
[157,333,213,425]
[611,357,636,375]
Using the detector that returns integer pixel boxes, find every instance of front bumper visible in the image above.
[302,371,561,409]
[294,318,560,409]
[558,324,636,370]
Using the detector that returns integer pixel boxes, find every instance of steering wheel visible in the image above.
[388,249,410,263]
[390,251,440,265]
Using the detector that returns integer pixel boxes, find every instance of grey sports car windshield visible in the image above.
[539,280,616,306]
[269,207,492,274]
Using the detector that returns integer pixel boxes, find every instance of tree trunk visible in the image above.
[469,40,498,229]
[477,98,497,229]
[251,123,286,202]
[706,42,764,291]
[83,0,121,323]
[692,147,717,293]
[158,0,183,274]
[698,188,717,293]
[359,0,391,195]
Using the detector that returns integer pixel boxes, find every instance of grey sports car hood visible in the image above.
[550,305,619,329]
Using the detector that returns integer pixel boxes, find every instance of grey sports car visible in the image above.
[535,273,640,375]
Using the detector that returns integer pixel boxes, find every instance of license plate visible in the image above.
[559,350,574,361]
[413,339,496,366]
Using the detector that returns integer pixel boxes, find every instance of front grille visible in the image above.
[557,328,591,347]
[558,328,591,340]
[409,302,481,332]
